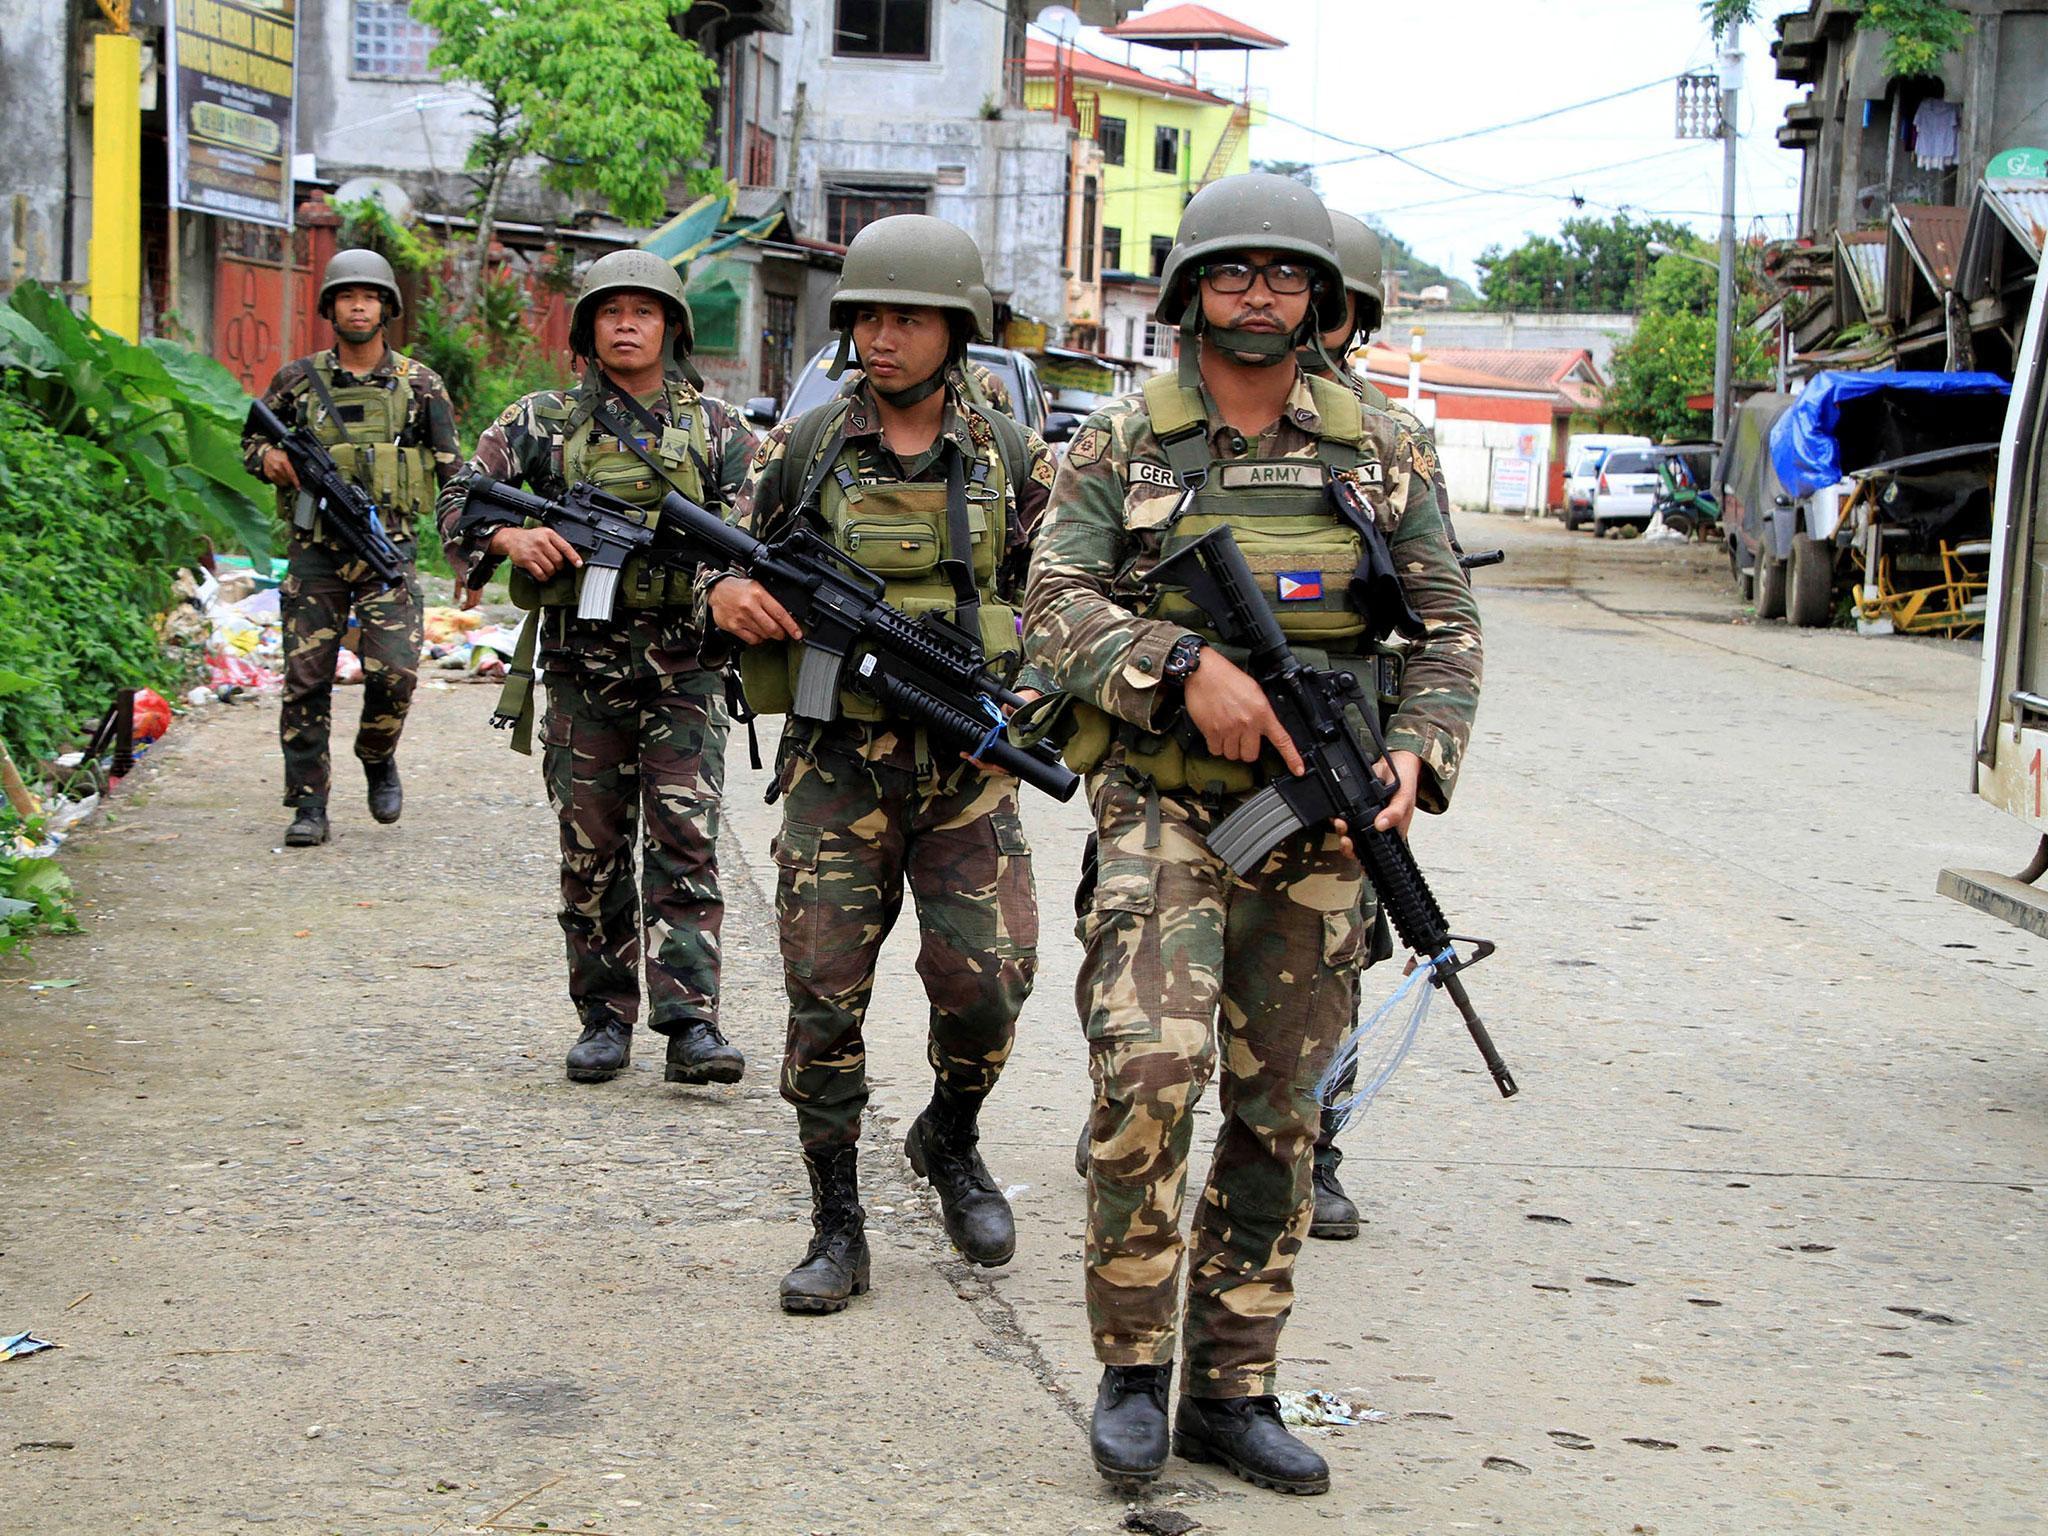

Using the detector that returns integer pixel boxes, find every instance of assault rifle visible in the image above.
[460,476,684,621]
[244,397,406,586]
[1145,525,1517,1098]
[658,491,1079,804]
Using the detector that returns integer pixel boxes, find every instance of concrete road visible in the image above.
[3,512,2043,1534]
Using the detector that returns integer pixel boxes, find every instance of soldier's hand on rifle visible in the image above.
[1370,750,1422,838]
[489,526,582,582]
[963,688,1040,773]
[454,574,482,612]
[261,447,300,489]
[709,576,804,645]
[1181,647,1305,775]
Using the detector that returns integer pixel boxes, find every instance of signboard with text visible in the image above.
[167,0,298,227]
[1490,455,1536,512]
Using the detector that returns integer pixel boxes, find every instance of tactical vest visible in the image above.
[301,352,435,539]
[738,397,1022,723]
[1065,371,1390,796]
[505,383,710,614]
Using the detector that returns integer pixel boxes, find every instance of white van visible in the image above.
[1563,433,1651,529]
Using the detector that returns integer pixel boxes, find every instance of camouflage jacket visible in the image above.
[436,370,758,680]
[834,359,1015,418]
[1351,372,1459,535]
[1022,368,1482,812]
[703,376,1057,766]
[241,346,461,539]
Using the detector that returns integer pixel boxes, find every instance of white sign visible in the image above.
[1491,455,1537,512]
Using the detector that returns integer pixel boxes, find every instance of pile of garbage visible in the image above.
[422,606,524,683]
[162,559,287,703]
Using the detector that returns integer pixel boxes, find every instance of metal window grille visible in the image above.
[352,0,438,78]
[1098,116,1127,166]
[826,186,929,245]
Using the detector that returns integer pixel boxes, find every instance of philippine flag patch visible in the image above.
[1276,571,1324,602]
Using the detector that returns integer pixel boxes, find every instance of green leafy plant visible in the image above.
[411,0,721,314]
[0,805,79,955]
[333,196,438,275]
[0,282,271,561]
[1700,0,1970,75]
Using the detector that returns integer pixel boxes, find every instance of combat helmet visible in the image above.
[318,247,403,322]
[570,249,697,381]
[1327,211,1385,340]
[1153,173,1345,372]
[828,215,988,406]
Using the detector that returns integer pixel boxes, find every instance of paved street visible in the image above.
[3,511,2044,1535]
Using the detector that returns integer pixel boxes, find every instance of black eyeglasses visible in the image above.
[1200,260,1315,295]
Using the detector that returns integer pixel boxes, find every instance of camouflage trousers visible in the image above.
[1079,770,1366,1399]
[771,729,1039,1152]
[278,541,423,806]
[539,666,726,1034]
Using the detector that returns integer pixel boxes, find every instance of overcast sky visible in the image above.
[1053,0,1807,283]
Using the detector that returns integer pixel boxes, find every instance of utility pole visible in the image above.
[1711,27,1741,445]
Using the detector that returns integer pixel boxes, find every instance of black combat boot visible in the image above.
[780,1146,869,1314]
[1309,1143,1360,1241]
[1173,1394,1330,1496]
[365,757,402,824]
[564,1016,631,1083]
[284,799,329,847]
[903,1085,1015,1266]
[662,1018,745,1084]
[1090,1364,1171,1483]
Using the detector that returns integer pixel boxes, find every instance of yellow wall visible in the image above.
[1024,77,1253,275]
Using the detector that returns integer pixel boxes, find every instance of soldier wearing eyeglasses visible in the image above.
[1024,174,1482,1496]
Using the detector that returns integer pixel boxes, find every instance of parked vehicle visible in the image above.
[1586,447,1665,534]
[1647,443,1719,537]
[751,342,1073,441]
[1563,433,1650,529]
[1718,391,1797,607]
[1763,369,2010,629]
[1939,268,2048,939]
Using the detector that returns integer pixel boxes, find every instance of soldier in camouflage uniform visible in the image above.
[703,216,1054,1314]
[244,248,460,847]
[1024,175,1482,1495]
[438,251,756,1087]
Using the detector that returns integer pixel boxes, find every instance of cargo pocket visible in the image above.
[772,821,822,980]
[1076,860,1163,1045]
[540,708,575,813]
[989,809,1039,962]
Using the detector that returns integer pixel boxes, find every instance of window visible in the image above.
[827,185,929,245]
[1102,225,1122,272]
[835,0,931,59]
[1153,125,1180,175]
[1141,321,1176,360]
[1097,115,1127,166]
[1078,177,1098,283]
[351,0,437,78]
[1148,234,1172,278]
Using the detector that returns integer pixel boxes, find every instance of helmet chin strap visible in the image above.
[1206,325,1297,367]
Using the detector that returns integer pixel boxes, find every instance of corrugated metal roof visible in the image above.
[1956,178,2048,300]
[1892,202,1967,288]
[1428,347,1590,390]
[1835,230,1886,320]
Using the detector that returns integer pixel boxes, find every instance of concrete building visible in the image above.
[1387,309,1638,376]
[1359,343,1607,513]
[781,0,1070,331]
[1770,0,2048,373]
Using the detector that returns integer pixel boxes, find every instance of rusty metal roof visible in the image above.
[1957,177,2048,300]
[1891,203,1967,288]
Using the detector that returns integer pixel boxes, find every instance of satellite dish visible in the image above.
[332,176,415,225]
[1034,5,1081,44]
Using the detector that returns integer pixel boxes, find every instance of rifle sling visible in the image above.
[943,444,981,649]
[301,364,355,447]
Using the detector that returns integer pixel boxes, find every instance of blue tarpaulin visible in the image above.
[1770,370,2011,496]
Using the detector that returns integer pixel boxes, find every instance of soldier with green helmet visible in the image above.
[1024,173,1482,1495]
[242,246,460,846]
[436,249,758,1088]
[702,214,1056,1314]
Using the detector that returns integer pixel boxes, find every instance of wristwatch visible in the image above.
[1162,633,1207,683]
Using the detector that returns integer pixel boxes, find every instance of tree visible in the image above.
[1602,241,1771,439]
[1251,160,1320,193]
[1701,0,1970,76]
[411,0,720,312]
[1476,214,1692,313]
